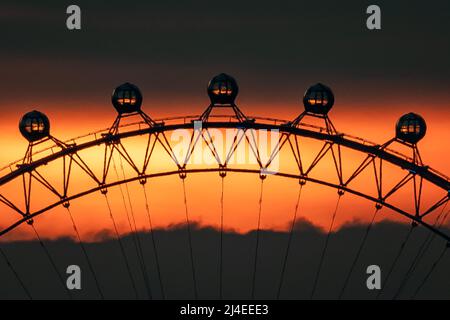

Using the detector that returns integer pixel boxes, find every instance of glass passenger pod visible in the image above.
[207,73,239,105]
[303,83,334,115]
[19,110,50,142]
[396,112,427,144]
[112,82,143,114]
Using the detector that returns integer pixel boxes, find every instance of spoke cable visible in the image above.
[393,207,449,299]
[251,178,265,300]
[142,183,165,299]
[219,176,225,300]
[276,183,303,299]
[338,206,380,299]
[376,225,414,299]
[310,193,343,299]
[0,246,32,299]
[113,156,153,299]
[396,205,449,298]
[66,207,104,299]
[412,244,448,299]
[411,209,450,299]
[103,193,139,299]
[30,224,72,299]
[181,178,198,299]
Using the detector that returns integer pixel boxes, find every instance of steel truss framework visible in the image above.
[0,113,449,243]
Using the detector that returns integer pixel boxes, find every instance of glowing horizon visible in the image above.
[0,99,448,242]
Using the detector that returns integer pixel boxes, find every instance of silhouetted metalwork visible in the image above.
[1,119,449,237]
[290,83,337,134]
[109,82,157,135]
[0,77,449,300]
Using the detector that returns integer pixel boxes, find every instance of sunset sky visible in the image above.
[0,0,449,241]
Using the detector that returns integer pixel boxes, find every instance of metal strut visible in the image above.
[310,191,343,299]
[199,103,248,123]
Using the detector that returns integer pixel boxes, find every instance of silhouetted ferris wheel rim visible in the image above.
[2,114,448,178]
[0,166,449,241]
[0,74,449,301]
[0,118,448,241]
[0,117,448,188]
[0,74,449,241]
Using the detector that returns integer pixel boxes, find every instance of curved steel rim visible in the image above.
[0,121,449,190]
[1,167,449,242]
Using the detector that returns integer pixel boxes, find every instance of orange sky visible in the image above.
[0,0,449,246]
[0,99,449,242]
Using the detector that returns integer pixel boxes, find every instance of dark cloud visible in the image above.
[1,220,449,299]
[0,0,449,111]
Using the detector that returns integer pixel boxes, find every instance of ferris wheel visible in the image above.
[0,73,448,300]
